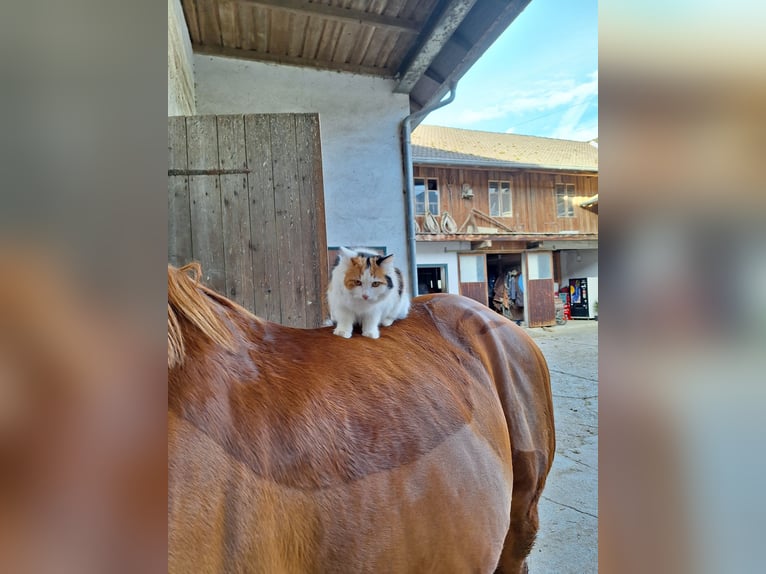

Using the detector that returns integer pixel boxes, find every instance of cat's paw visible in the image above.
[362,330,380,339]
[380,318,394,327]
[333,327,353,338]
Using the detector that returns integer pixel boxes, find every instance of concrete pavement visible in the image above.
[525,320,598,573]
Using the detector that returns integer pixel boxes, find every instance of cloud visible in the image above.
[444,70,598,130]
[550,97,598,141]
[550,118,599,141]
[505,71,598,113]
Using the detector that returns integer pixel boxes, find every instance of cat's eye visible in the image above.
[371,281,383,287]
[354,280,362,286]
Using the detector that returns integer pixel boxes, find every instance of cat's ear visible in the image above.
[339,246,356,259]
[376,254,394,268]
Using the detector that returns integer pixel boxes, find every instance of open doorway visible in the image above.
[417,265,447,295]
[486,252,523,321]
[487,253,523,299]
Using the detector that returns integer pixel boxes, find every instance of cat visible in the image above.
[327,247,410,339]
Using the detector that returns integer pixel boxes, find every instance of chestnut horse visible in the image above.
[168,263,554,574]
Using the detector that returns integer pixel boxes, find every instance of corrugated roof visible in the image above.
[411,125,598,172]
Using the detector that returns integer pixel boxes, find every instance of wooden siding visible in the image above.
[460,282,487,306]
[168,113,328,328]
[413,165,598,236]
[527,278,555,328]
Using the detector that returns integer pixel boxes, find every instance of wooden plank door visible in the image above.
[168,113,328,328]
[458,253,488,306]
[525,251,555,327]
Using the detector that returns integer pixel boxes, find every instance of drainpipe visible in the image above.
[401,81,457,297]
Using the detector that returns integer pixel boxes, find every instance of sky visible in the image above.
[422,0,598,141]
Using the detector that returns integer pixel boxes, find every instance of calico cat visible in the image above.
[327,247,410,339]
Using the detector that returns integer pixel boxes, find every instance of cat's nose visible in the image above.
[362,294,369,300]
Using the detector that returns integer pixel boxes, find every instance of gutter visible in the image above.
[401,81,457,297]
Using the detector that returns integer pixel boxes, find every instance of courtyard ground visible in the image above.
[525,320,598,573]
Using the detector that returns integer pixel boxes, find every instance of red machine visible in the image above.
[558,289,572,321]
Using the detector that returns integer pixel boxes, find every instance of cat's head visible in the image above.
[335,247,395,303]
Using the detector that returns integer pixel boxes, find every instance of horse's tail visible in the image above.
[167,263,235,368]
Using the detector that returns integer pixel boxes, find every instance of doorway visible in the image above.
[417,265,447,295]
[486,253,523,299]
[486,252,523,320]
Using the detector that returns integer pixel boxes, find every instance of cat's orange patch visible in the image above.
[342,255,388,289]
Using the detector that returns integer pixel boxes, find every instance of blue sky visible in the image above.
[422,0,598,141]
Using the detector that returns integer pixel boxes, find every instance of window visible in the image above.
[458,254,485,282]
[414,177,439,215]
[489,180,512,217]
[556,183,576,217]
[526,252,552,279]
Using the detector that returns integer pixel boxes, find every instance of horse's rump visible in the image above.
[167,265,554,573]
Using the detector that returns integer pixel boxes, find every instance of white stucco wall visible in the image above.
[168,0,195,116]
[415,241,471,295]
[194,56,411,266]
[561,248,598,284]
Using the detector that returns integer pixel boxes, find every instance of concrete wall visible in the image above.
[561,248,598,285]
[415,241,471,295]
[194,55,412,267]
[168,0,195,116]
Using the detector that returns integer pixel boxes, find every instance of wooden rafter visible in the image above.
[227,0,420,34]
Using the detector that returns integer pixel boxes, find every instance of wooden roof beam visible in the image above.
[394,0,478,94]
[195,44,394,78]
[229,0,420,34]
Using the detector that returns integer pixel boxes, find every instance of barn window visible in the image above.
[556,183,576,217]
[414,177,439,215]
[489,180,512,217]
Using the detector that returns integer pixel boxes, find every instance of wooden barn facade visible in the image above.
[412,125,598,327]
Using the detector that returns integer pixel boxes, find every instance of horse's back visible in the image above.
[168,292,553,574]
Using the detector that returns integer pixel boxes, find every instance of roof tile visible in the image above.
[412,125,598,172]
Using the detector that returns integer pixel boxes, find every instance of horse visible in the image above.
[168,263,555,574]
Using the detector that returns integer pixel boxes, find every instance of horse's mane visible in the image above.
[167,263,237,369]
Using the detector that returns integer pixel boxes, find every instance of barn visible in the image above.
[168,0,536,327]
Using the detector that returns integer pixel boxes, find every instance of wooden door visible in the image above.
[525,251,555,327]
[458,253,488,306]
[168,114,328,328]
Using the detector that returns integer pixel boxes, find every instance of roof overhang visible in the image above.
[526,239,599,250]
[393,0,479,94]
[180,0,533,117]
